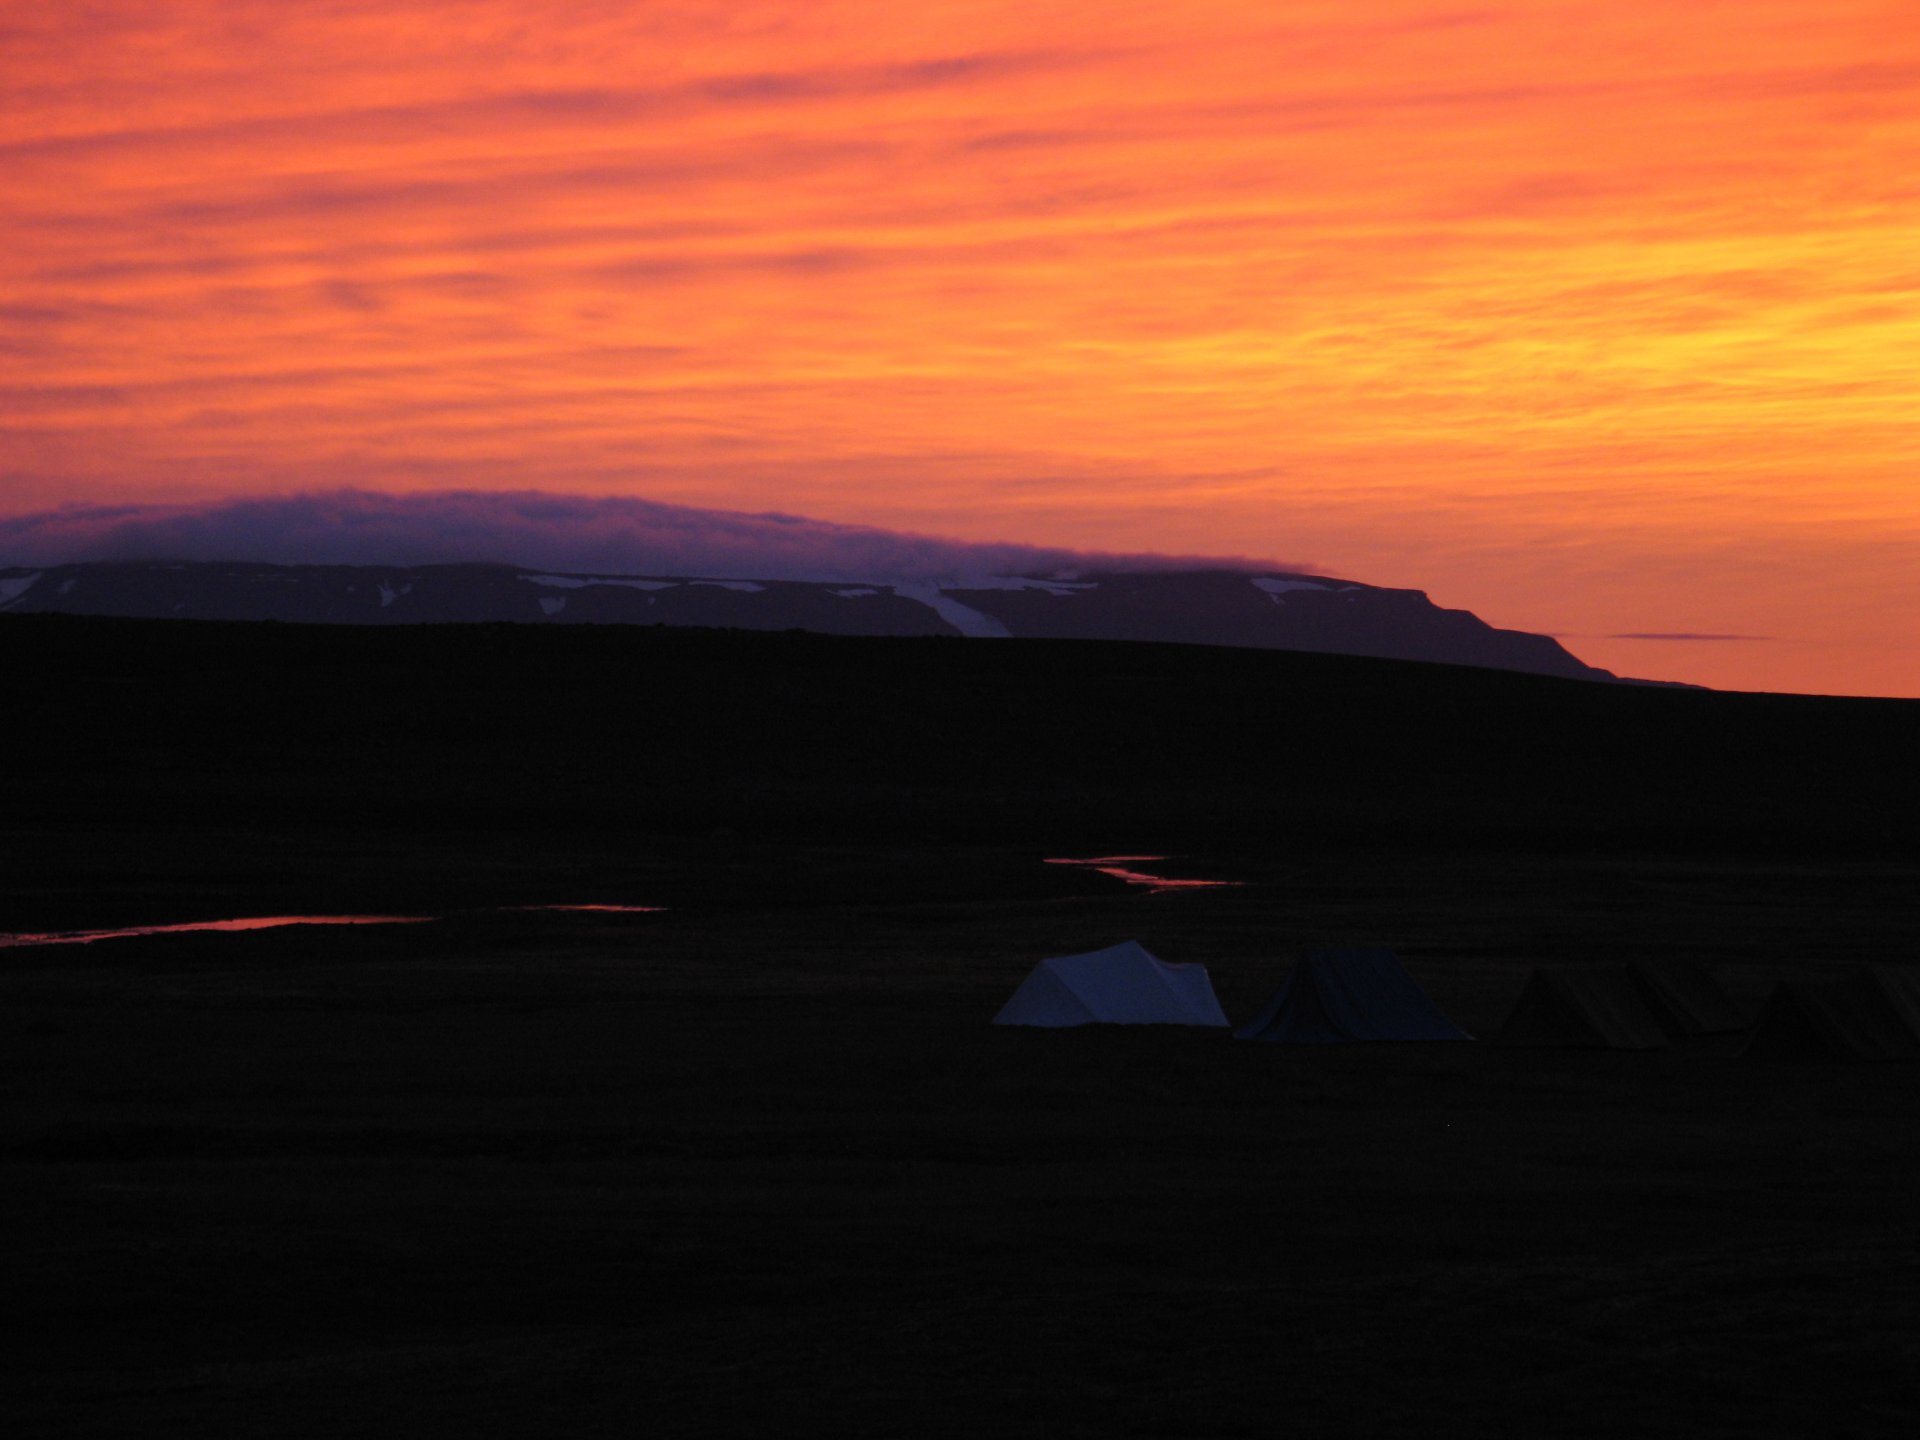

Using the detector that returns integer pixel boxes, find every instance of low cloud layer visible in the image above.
[0,490,1284,582]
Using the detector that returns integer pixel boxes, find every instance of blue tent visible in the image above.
[993,941,1230,1028]
[1236,947,1471,1043]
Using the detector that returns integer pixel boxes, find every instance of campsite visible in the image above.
[4,615,1919,1437]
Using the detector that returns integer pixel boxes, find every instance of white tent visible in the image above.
[992,940,1230,1028]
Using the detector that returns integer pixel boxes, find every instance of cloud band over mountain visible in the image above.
[0,490,1286,583]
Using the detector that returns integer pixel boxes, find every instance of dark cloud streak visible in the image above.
[0,489,1287,582]
[1608,632,1775,642]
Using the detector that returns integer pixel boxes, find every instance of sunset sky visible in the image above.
[4,2,1917,695]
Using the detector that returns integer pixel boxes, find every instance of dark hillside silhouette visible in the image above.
[3,614,1918,1439]
[2,613,1913,879]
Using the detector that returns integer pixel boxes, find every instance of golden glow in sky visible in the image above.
[3,2,1918,694]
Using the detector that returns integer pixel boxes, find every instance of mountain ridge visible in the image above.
[0,559,1619,682]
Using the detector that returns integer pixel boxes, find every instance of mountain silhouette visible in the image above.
[0,561,1616,682]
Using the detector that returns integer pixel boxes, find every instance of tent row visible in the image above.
[991,941,1471,1041]
[1488,961,1920,1058]
[992,943,1920,1059]
[1742,965,1920,1062]
[1492,961,1745,1050]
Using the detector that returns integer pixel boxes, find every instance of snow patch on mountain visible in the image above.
[0,572,41,607]
[892,583,1011,638]
[1252,577,1332,600]
[539,596,567,617]
[692,580,765,593]
[945,576,1097,595]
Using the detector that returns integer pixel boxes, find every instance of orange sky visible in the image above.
[4,2,1918,695]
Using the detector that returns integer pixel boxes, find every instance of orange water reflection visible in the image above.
[511,904,667,914]
[2,904,667,950]
[0,914,430,950]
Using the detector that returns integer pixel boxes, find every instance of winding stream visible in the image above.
[0,904,664,950]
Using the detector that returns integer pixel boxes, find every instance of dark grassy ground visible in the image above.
[3,616,1917,1436]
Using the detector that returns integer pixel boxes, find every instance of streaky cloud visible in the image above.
[0,490,1292,583]
[0,48,1092,165]
[1608,633,1775,643]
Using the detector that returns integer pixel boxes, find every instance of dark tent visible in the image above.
[1742,968,1920,1062]
[1867,965,1920,1037]
[1626,958,1747,1037]
[1491,966,1670,1050]
[1234,947,1471,1043]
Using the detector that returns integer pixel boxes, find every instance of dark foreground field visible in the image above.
[3,616,1918,1436]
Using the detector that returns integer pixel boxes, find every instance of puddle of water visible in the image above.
[0,915,431,950]
[1045,856,1244,893]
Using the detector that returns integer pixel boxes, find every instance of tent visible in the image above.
[1742,967,1920,1062]
[1491,966,1669,1050]
[1866,964,1920,1037]
[991,940,1230,1028]
[1626,958,1747,1037]
[1234,947,1470,1043]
